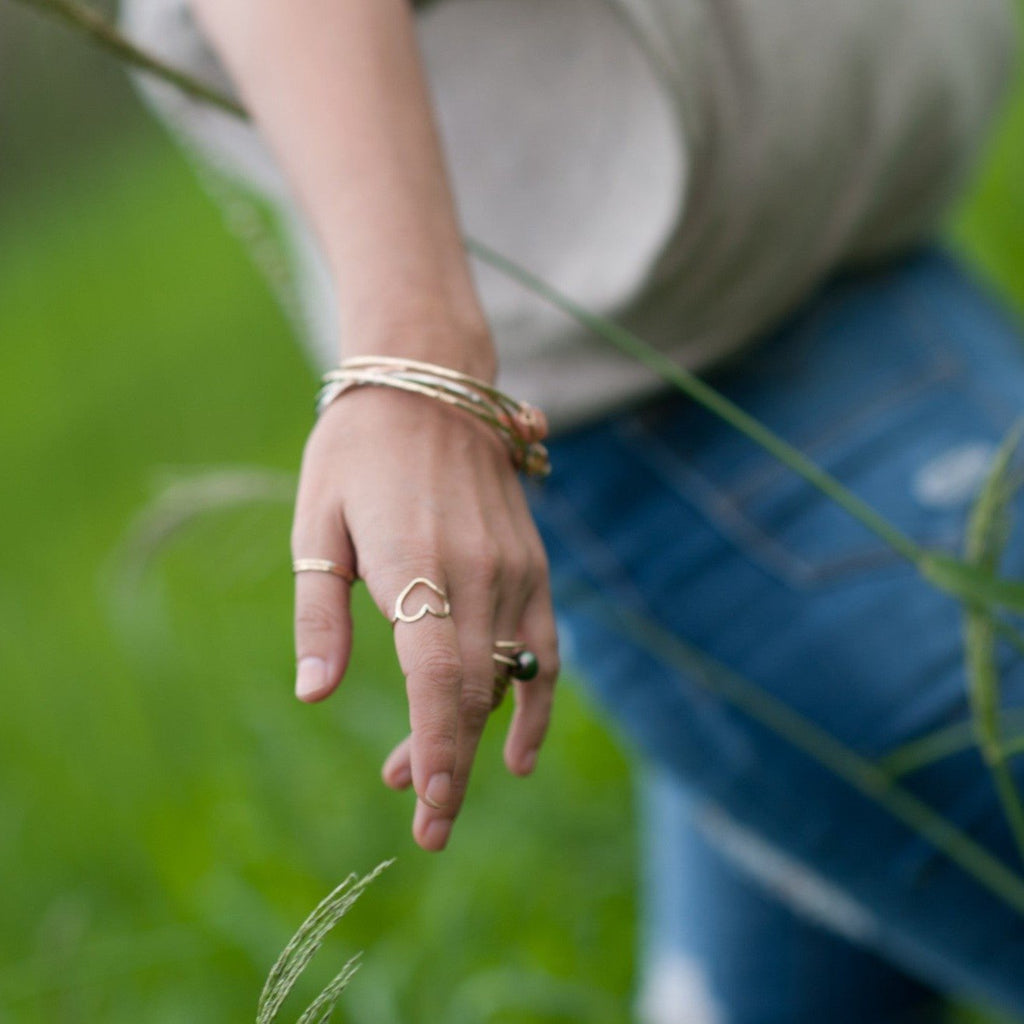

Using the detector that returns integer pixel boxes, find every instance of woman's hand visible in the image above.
[290,382,560,852]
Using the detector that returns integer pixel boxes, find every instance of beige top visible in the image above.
[121,0,1016,430]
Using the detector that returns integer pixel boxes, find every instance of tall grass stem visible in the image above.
[10,0,248,116]
[962,422,1024,864]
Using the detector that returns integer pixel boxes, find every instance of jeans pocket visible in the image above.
[613,265,1023,589]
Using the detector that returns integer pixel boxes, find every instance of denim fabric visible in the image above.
[526,249,1024,1022]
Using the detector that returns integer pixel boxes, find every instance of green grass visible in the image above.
[4,51,1024,1024]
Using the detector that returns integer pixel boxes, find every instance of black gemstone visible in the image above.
[513,650,540,681]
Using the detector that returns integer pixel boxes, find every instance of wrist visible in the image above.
[338,307,498,384]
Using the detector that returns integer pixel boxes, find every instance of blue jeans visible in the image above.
[526,249,1024,1022]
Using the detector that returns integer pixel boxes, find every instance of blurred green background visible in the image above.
[2,2,1024,1022]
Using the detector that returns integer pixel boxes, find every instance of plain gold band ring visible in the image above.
[292,558,356,584]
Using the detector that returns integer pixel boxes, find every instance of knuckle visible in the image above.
[294,600,341,639]
[414,646,463,686]
[460,538,502,590]
[459,688,494,728]
[383,546,445,579]
[421,725,459,758]
[364,553,446,619]
[410,700,459,752]
[503,546,532,590]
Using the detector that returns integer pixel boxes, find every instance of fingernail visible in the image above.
[295,657,327,699]
[424,818,452,850]
[521,749,538,774]
[423,772,452,810]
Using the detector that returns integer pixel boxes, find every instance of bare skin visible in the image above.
[189,0,560,851]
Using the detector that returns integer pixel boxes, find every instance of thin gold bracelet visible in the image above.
[316,358,551,479]
[324,356,548,442]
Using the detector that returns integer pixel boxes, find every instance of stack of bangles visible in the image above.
[316,355,551,479]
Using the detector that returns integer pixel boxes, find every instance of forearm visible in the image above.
[188,0,494,377]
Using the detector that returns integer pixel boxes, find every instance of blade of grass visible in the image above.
[9,0,248,116]
[294,952,364,1024]
[257,859,393,1024]
[920,554,1024,613]
[110,467,296,594]
[966,608,1024,865]
[962,421,1024,865]
[879,707,1024,779]
[966,422,1023,573]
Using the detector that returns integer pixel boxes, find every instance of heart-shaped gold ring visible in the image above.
[391,577,452,625]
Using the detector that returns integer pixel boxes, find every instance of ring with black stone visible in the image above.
[492,641,540,684]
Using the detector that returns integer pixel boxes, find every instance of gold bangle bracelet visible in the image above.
[316,358,551,479]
